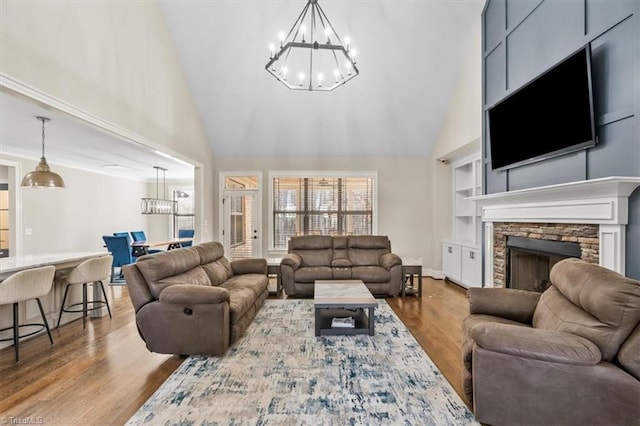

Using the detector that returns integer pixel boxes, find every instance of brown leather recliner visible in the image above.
[462,258,640,426]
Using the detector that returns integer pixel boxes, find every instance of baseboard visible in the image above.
[424,268,446,280]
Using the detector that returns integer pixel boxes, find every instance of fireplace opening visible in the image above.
[506,236,581,292]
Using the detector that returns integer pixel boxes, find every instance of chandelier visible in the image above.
[265,0,359,91]
[21,116,65,188]
[140,166,177,215]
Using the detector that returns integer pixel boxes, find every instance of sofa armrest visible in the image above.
[380,253,402,270]
[159,284,230,304]
[468,287,541,324]
[471,323,602,365]
[231,258,267,275]
[281,253,302,270]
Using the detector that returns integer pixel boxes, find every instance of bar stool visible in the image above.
[57,255,113,329]
[0,265,56,362]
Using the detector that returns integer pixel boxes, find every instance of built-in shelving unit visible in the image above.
[442,154,482,287]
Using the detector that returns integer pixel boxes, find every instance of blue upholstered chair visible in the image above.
[131,230,162,254]
[113,232,136,257]
[178,229,195,247]
[113,232,132,245]
[130,230,146,243]
[102,235,134,283]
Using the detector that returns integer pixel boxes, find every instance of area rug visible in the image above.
[127,299,478,425]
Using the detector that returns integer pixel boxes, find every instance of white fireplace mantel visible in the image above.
[469,176,640,284]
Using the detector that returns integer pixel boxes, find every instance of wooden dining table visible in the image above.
[130,238,193,256]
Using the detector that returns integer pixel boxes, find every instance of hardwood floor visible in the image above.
[1,278,470,424]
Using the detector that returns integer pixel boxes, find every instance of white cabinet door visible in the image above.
[461,247,482,287]
[442,243,462,283]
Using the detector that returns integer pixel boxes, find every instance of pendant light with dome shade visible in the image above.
[21,116,65,188]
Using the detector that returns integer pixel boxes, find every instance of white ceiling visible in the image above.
[0,91,195,181]
[159,0,485,157]
[0,1,484,179]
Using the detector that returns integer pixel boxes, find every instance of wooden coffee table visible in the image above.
[314,280,378,336]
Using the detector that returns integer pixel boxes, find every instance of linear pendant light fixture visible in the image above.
[265,0,359,91]
[21,116,65,188]
[140,166,177,215]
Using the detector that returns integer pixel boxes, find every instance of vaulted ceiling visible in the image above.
[160,0,484,158]
[1,1,484,181]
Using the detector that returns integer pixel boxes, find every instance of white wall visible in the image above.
[213,156,447,270]
[212,19,482,273]
[432,19,482,161]
[0,0,215,242]
[3,155,147,254]
[428,18,483,270]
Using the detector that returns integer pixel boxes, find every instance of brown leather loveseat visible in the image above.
[123,241,268,356]
[280,235,402,296]
[462,258,640,425]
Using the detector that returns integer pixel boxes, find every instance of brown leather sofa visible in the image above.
[462,258,640,426]
[123,241,268,356]
[280,235,402,296]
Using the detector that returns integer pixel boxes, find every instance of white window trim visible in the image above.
[168,184,195,238]
[218,171,263,247]
[0,158,23,256]
[267,170,378,252]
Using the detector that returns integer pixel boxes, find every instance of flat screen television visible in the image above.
[488,45,596,171]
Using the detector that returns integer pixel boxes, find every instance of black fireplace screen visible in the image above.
[506,236,581,292]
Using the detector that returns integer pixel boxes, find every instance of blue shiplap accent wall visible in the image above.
[482,0,640,279]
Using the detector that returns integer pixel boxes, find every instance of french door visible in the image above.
[222,190,260,259]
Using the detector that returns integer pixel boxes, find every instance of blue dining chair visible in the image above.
[178,229,195,247]
[131,230,162,254]
[130,230,146,243]
[102,235,134,283]
[113,232,132,245]
[113,232,136,257]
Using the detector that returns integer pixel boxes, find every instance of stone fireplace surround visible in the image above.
[493,222,599,288]
[471,177,640,287]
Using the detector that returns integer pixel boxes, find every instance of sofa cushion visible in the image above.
[533,258,640,361]
[136,248,210,298]
[297,249,333,267]
[348,235,390,250]
[618,322,640,380]
[331,258,352,267]
[194,241,225,264]
[333,236,349,262]
[202,258,233,286]
[222,274,268,298]
[222,286,256,324]
[289,235,334,267]
[348,236,390,266]
[294,266,333,283]
[289,235,333,250]
[351,266,390,283]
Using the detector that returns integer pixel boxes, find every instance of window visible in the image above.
[230,195,246,247]
[172,188,194,237]
[271,174,376,250]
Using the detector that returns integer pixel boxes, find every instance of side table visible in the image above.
[401,257,423,297]
[266,258,282,296]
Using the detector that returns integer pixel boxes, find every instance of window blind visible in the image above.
[272,176,374,249]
